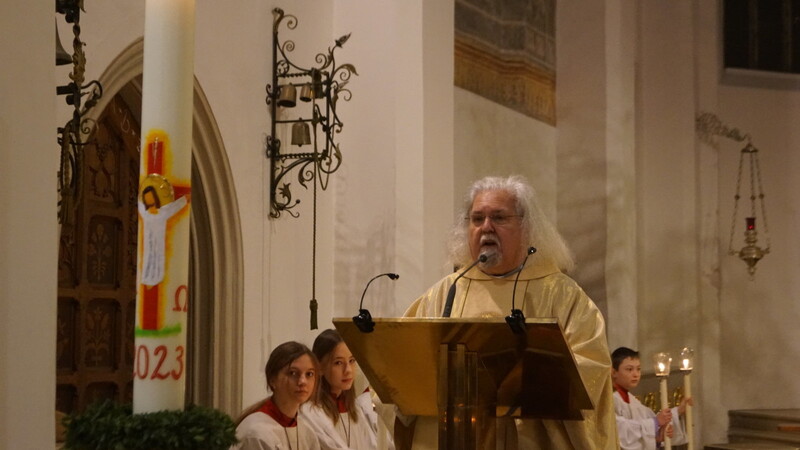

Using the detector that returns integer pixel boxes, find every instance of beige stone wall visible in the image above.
[1,3,58,448]
[5,2,800,448]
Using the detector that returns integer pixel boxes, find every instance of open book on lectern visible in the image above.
[332,317,593,420]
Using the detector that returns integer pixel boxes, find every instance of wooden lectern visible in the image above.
[333,317,593,450]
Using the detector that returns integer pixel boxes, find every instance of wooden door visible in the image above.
[56,93,141,413]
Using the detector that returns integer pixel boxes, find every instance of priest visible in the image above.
[403,175,618,449]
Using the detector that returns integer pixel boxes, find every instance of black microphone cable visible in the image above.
[442,254,488,317]
[506,246,536,334]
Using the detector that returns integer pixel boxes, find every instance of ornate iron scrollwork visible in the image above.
[266,7,357,218]
[56,0,103,225]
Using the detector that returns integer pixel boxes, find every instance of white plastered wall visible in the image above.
[6,2,800,448]
[331,0,455,322]
[0,3,58,449]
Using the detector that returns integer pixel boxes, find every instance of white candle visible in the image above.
[660,377,672,450]
[377,417,387,449]
[679,347,695,450]
[684,372,694,450]
[133,0,196,414]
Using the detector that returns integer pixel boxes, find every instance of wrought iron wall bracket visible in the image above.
[265,7,357,219]
[56,0,103,226]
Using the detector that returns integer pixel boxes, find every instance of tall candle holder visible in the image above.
[654,352,672,450]
[680,347,695,450]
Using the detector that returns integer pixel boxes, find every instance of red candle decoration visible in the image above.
[746,217,756,231]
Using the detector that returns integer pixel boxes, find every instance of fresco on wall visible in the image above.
[455,0,556,124]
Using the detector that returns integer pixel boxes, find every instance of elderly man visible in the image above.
[403,175,618,449]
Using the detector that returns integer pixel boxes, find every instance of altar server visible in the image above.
[232,341,321,450]
[301,329,393,449]
[612,346,692,450]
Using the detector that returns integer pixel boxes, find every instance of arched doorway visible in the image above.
[56,38,243,416]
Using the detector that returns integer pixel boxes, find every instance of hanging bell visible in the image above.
[56,22,72,66]
[277,84,297,107]
[311,69,324,99]
[291,121,311,146]
[299,83,314,102]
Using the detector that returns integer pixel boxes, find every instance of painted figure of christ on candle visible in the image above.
[138,168,190,332]
[134,133,192,413]
[133,0,195,414]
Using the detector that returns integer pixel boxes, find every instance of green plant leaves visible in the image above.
[63,400,237,450]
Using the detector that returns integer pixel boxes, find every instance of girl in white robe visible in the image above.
[301,329,394,449]
[232,341,321,450]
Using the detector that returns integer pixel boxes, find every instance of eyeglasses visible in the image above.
[467,214,522,227]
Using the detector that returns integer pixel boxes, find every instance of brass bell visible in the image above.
[277,84,297,107]
[291,121,311,146]
[56,22,72,66]
[311,69,324,99]
[299,83,313,102]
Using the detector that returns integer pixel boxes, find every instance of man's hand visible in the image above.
[677,396,694,415]
[656,423,674,442]
[656,408,672,426]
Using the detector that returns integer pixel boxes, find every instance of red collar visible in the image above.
[259,398,297,427]
[331,392,348,413]
[614,384,630,404]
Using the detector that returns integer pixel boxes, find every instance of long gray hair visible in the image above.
[448,175,575,272]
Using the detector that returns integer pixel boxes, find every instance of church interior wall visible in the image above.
[634,0,720,442]
[598,0,640,355]
[4,1,800,448]
[717,83,800,411]
[555,0,614,330]
[453,87,558,224]
[1,4,58,448]
[327,0,458,327]
[635,0,701,378]
[330,1,403,320]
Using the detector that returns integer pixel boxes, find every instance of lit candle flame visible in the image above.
[680,347,694,371]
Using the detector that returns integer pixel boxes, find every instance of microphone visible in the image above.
[442,254,488,318]
[353,272,399,333]
[506,246,537,334]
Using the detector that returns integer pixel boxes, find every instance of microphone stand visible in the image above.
[353,272,399,332]
[506,247,536,334]
[442,254,487,317]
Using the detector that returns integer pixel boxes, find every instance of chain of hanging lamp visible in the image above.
[727,142,770,276]
[696,112,770,277]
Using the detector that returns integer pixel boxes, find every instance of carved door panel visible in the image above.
[56,93,141,413]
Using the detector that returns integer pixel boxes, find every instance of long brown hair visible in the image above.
[312,329,358,424]
[235,341,318,426]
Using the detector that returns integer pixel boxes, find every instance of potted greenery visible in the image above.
[62,400,237,450]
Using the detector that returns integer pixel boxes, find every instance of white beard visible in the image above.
[477,233,502,270]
